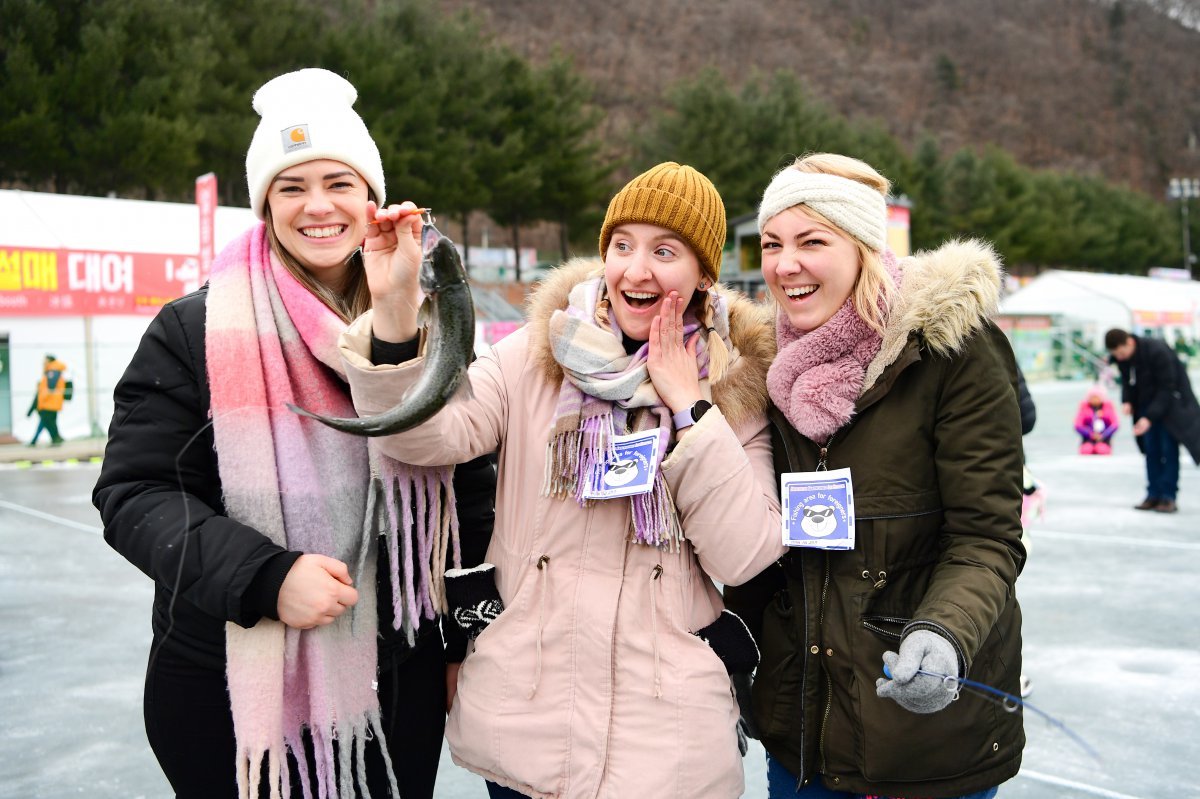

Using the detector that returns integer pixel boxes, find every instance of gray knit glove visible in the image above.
[444,563,503,640]
[875,629,959,714]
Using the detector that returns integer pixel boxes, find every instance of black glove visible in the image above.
[694,609,760,675]
[695,610,761,756]
[444,563,503,640]
[731,670,761,743]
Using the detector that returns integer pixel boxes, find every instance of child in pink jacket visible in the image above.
[1075,384,1119,454]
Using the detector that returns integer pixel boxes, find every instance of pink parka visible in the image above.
[340,261,784,798]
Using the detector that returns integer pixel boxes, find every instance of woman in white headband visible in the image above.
[724,153,1027,799]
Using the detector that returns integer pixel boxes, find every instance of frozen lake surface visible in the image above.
[1,377,1196,798]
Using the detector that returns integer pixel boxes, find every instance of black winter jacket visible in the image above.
[1113,334,1200,464]
[94,286,495,671]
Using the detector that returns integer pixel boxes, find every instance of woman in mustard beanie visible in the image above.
[95,68,495,799]
[342,162,786,797]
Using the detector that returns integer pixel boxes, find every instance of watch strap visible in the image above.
[672,400,712,429]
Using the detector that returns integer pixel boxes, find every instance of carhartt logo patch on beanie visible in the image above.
[599,162,727,282]
[245,68,385,219]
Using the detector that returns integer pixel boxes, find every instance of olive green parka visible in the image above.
[724,239,1026,798]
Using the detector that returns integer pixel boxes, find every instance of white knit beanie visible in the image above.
[245,68,385,220]
[757,168,887,252]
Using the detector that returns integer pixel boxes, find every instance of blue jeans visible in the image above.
[766,753,1000,799]
[1143,422,1179,501]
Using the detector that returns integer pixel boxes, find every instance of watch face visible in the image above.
[692,400,713,422]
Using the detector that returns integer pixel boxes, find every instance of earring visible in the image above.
[698,280,709,291]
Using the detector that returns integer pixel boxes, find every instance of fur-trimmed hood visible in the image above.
[524,257,776,430]
[863,238,1003,392]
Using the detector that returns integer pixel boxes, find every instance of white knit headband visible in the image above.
[757,169,888,252]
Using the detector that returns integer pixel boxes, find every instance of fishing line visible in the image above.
[149,405,274,674]
[884,664,1101,761]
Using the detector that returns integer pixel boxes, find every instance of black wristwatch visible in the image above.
[672,399,713,430]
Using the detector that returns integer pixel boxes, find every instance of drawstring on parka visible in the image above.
[528,554,551,698]
[649,564,664,699]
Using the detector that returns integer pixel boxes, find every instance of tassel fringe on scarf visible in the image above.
[541,276,730,549]
[207,224,458,798]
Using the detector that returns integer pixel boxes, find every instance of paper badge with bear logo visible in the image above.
[781,468,855,550]
[582,429,662,500]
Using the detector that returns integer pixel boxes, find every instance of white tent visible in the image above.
[999,269,1200,346]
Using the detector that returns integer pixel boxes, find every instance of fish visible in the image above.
[288,224,475,436]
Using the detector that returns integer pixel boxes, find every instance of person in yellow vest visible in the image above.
[27,354,68,446]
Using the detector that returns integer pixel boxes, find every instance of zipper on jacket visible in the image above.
[817,550,833,774]
[595,543,633,799]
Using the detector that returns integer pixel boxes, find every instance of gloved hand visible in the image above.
[694,609,760,675]
[731,670,761,755]
[444,563,503,640]
[875,629,959,714]
[695,611,761,757]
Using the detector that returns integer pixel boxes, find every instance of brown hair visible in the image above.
[1104,328,1131,350]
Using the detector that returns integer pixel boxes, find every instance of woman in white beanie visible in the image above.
[723,153,1027,799]
[95,68,495,799]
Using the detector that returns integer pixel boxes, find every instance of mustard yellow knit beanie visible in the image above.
[599,162,727,281]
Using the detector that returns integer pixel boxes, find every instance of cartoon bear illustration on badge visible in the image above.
[800,504,837,537]
[603,458,639,488]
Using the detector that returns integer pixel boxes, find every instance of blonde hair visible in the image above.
[263,204,372,324]
[789,153,895,335]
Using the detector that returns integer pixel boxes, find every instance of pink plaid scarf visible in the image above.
[768,252,901,442]
[542,276,727,549]
[206,224,458,799]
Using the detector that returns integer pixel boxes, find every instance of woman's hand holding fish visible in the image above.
[363,200,424,342]
[647,292,703,419]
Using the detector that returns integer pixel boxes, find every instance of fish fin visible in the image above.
[417,296,433,329]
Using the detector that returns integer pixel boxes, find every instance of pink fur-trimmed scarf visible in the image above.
[206,223,459,799]
[768,252,901,442]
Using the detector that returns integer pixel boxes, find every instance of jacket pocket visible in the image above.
[753,588,803,742]
[853,613,995,782]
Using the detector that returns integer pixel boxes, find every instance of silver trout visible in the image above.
[288,229,474,436]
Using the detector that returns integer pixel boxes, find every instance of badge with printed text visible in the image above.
[781,468,856,550]
[582,429,662,500]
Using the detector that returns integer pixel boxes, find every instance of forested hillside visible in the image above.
[442,0,1200,198]
[3,0,1198,273]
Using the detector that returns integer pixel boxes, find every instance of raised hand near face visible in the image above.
[647,292,704,420]
[361,200,425,342]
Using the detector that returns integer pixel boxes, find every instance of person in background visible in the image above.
[1106,327,1200,513]
[27,354,68,446]
[343,162,784,798]
[93,68,494,799]
[1074,384,1119,455]
[724,153,1025,799]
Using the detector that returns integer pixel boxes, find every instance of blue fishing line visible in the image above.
[884,664,1101,761]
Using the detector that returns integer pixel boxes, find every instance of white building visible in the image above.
[0,189,258,442]
[0,189,523,444]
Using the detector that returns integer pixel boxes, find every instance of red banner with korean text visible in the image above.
[196,172,217,284]
[0,246,202,316]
